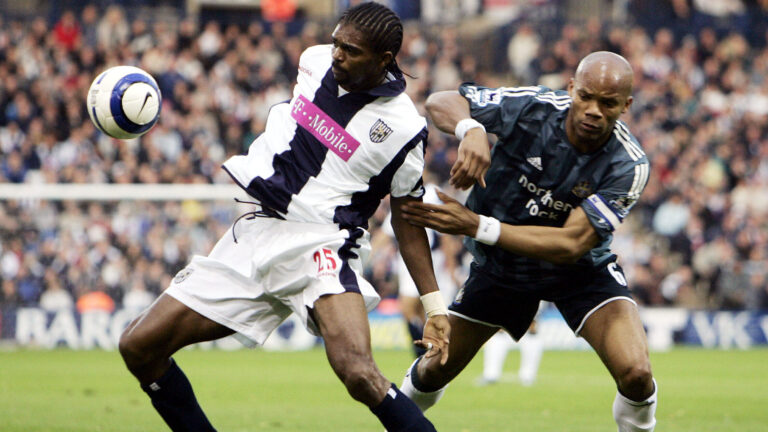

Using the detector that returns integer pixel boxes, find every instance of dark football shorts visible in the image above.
[448,260,635,340]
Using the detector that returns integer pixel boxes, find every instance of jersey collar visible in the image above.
[367,70,406,97]
[335,70,406,98]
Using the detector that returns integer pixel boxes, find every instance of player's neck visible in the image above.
[565,117,610,153]
[570,137,606,154]
[339,71,387,94]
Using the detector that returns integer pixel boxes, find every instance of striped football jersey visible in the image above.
[223,45,428,230]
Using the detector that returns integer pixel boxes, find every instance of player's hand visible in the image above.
[416,314,451,365]
[400,190,480,237]
[450,128,490,190]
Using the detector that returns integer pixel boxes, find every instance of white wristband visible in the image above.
[420,291,448,318]
[454,118,485,140]
[474,215,501,245]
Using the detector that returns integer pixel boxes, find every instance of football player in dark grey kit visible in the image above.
[399,51,657,432]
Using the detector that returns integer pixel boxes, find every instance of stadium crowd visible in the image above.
[1,1,767,315]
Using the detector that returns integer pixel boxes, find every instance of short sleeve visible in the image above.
[458,83,540,138]
[581,161,650,239]
[390,138,426,199]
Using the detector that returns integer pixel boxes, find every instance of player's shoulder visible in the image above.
[300,44,331,59]
[298,44,332,76]
[373,89,426,130]
[610,120,648,165]
[460,83,571,111]
[517,86,571,112]
[390,93,425,121]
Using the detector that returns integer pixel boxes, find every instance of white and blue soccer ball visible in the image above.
[87,66,161,139]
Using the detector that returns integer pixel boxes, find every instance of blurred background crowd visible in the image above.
[1,0,767,315]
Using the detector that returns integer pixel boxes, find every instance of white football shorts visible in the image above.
[165,216,380,347]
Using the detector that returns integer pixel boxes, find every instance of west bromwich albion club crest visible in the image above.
[571,180,592,198]
[369,119,393,143]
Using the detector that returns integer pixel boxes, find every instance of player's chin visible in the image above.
[576,126,607,143]
[332,69,348,84]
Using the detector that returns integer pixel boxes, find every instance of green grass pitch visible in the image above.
[0,347,765,431]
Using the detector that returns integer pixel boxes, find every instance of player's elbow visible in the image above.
[554,243,589,264]
[425,91,462,120]
[424,97,441,122]
[424,92,445,114]
[548,236,595,265]
[549,224,600,264]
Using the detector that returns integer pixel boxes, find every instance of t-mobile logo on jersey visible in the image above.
[292,95,361,161]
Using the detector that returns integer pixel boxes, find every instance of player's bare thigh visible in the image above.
[311,292,390,406]
[578,299,653,397]
[419,314,498,386]
[119,293,234,380]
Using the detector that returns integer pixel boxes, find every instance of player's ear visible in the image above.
[621,95,633,114]
[379,51,393,71]
[567,78,575,95]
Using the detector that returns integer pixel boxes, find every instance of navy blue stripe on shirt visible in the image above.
[338,227,365,293]
[245,69,377,214]
[334,127,428,229]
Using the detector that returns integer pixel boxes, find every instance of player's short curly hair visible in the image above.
[338,2,404,76]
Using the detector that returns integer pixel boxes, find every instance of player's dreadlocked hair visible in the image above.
[338,2,405,76]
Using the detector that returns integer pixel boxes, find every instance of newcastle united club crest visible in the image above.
[571,180,592,198]
[369,119,393,143]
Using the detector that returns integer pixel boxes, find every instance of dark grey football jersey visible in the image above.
[459,83,650,285]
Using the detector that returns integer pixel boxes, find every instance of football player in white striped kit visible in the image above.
[399,52,658,432]
[118,3,449,431]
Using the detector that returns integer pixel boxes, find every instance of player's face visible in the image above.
[567,77,632,149]
[331,24,390,92]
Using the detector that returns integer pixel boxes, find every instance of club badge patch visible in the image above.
[173,268,194,284]
[369,119,393,143]
[571,180,592,198]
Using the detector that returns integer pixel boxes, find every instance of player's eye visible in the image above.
[344,45,361,56]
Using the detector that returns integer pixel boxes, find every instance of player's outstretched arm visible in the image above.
[424,91,470,134]
[391,195,451,364]
[401,190,601,265]
[425,91,490,190]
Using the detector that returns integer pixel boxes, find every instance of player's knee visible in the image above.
[335,358,382,403]
[344,368,376,399]
[617,362,654,400]
[118,328,152,371]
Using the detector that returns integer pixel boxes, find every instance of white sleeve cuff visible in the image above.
[454,118,485,140]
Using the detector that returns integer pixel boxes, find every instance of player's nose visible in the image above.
[584,100,602,118]
[332,47,345,64]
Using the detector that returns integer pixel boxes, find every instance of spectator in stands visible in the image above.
[122,278,156,312]
[39,269,75,312]
[507,23,541,83]
[97,5,129,50]
[76,289,116,314]
[52,10,81,51]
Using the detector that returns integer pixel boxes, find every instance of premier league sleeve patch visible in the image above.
[173,267,194,284]
[369,119,393,143]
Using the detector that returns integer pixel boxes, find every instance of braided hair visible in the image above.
[338,2,405,76]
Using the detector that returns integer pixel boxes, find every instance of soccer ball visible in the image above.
[87,66,161,139]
